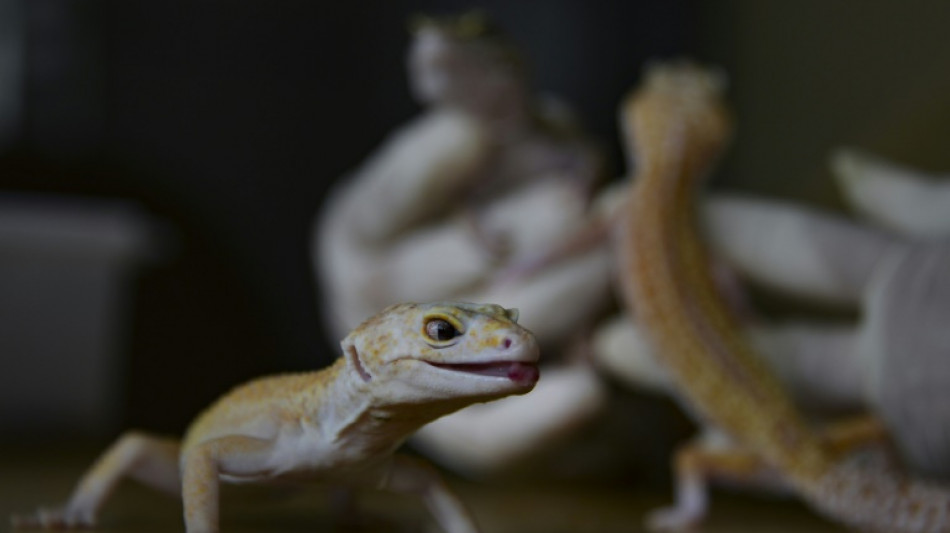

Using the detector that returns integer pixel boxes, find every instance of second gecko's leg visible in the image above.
[648,434,779,532]
[820,415,889,457]
[649,417,891,532]
[382,454,478,533]
[180,435,272,533]
[10,431,180,529]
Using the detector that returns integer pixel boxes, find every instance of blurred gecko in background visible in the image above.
[619,61,950,532]
[12,302,539,533]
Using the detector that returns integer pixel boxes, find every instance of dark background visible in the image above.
[2,0,950,437]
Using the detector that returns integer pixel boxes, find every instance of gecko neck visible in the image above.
[314,358,460,451]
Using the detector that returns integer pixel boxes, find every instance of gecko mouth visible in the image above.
[426,361,539,386]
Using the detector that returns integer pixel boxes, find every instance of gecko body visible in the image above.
[620,62,950,532]
[13,301,539,533]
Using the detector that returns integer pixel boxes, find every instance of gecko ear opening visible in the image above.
[345,343,372,382]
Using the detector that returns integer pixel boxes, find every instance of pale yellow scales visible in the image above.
[12,302,539,533]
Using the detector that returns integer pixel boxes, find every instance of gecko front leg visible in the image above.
[181,435,274,533]
[381,454,479,533]
[11,431,180,529]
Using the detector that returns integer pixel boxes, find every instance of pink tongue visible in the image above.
[507,362,540,386]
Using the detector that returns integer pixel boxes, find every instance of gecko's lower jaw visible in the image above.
[426,361,540,387]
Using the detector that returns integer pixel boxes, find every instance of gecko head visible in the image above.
[620,60,732,175]
[340,301,539,408]
[406,11,525,109]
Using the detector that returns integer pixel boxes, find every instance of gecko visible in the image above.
[619,61,950,532]
[11,301,539,533]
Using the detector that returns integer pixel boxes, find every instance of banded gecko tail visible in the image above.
[810,451,950,532]
[619,60,950,532]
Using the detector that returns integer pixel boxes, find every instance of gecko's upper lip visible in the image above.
[424,360,540,385]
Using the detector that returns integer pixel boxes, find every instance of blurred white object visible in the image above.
[833,148,950,238]
[0,194,162,435]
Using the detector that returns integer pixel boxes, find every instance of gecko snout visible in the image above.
[496,335,528,354]
[494,331,540,363]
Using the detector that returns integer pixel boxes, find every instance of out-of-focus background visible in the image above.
[1,1,949,528]
[6,0,950,440]
[0,0,698,439]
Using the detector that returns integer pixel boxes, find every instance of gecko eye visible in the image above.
[425,318,460,342]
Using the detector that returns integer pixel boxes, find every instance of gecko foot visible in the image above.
[10,506,96,530]
[645,505,703,532]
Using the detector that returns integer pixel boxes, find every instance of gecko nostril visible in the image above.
[502,338,512,349]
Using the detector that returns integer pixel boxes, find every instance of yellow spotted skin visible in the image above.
[181,365,345,452]
[619,62,950,532]
[14,301,538,533]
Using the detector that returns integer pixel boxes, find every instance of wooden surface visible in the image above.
[2,443,846,532]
